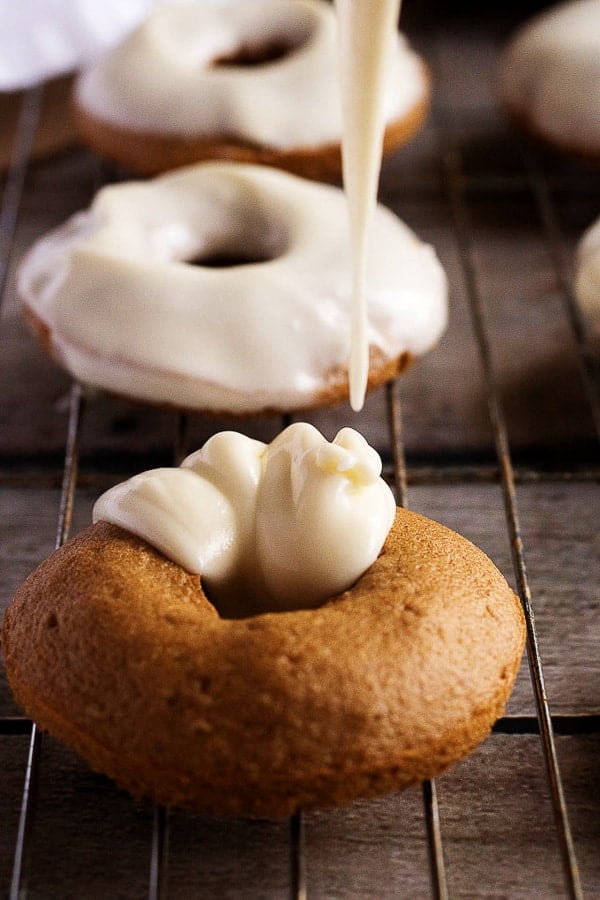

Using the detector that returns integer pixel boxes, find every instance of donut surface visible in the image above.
[2,511,525,817]
[498,0,600,160]
[72,0,430,179]
[18,162,447,415]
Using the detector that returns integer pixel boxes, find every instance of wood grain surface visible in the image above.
[1,2,598,897]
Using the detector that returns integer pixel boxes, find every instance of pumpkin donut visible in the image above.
[2,426,525,817]
[17,162,447,416]
[72,0,430,180]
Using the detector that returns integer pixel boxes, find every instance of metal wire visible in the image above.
[440,141,584,900]
[149,807,170,900]
[385,379,408,508]
[422,780,449,900]
[1,90,48,899]
[9,383,85,900]
[9,726,43,900]
[386,378,449,899]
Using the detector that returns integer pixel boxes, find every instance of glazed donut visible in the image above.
[498,0,600,160]
[3,513,525,816]
[18,162,447,415]
[72,0,431,180]
[575,215,600,332]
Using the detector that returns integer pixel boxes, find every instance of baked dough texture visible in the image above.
[2,511,525,818]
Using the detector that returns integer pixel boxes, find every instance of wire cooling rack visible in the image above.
[1,5,599,898]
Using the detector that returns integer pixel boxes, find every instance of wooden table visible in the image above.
[1,3,598,897]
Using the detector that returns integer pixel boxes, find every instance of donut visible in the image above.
[72,0,431,180]
[498,0,600,160]
[18,161,448,416]
[2,425,526,817]
[575,215,600,332]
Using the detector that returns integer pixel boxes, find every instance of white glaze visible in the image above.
[74,0,427,151]
[335,0,403,410]
[575,216,600,330]
[18,161,448,413]
[499,0,600,153]
[93,423,396,617]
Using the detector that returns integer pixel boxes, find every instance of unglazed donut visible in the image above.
[3,513,525,817]
[72,0,431,179]
[498,0,600,160]
[18,162,447,415]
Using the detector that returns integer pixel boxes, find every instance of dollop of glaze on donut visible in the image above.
[18,162,447,414]
[74,0,427,152]
[94,423,396,618]
[2,508,526,817]
[498,0,600,156]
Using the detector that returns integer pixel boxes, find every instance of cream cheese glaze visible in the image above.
[93,423,396,618]
[74,0,426,153]
[18,161,447,413]
[335,0,403,410]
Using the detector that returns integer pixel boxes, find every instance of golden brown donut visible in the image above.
[2,510,525,818]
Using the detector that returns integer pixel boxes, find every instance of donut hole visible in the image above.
[152,6,314,73]
[211,17,313,69]
[149,216,288,268]
[200,582,267,620]
[183,223,289,270]
[187,248,274,268]
[213,39,294,68]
